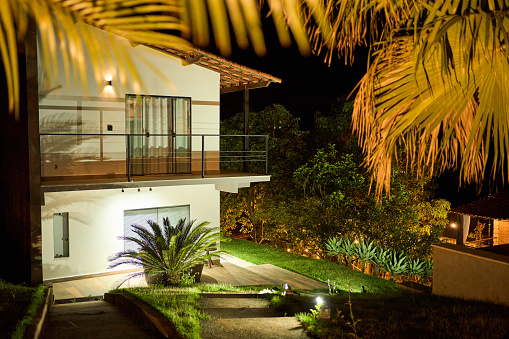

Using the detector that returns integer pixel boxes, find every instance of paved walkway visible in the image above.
[50,253,327,301]
[45,254,324,338]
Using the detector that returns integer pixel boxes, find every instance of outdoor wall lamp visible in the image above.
[451,223,456,228]
[105,79,112,86]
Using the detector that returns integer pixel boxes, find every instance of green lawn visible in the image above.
[0,280,47,339]
[220,236,397,294]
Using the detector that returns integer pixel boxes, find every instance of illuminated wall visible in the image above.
[41,184,220,280]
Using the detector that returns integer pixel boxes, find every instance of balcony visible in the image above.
[39,133,269,192]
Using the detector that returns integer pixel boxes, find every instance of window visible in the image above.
[123,205,190,252]
[53,213,69,258]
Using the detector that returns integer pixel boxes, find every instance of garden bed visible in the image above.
[0,280,51,339]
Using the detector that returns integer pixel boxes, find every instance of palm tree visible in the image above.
[109,218,219,286]
[313,1,509,195]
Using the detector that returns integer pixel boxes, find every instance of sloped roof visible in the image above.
[450,191,509,220]
[149,43,282,94]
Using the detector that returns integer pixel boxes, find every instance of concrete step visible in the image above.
[199,293,309,339]
[199,295,279,319]
[200,317,309,339]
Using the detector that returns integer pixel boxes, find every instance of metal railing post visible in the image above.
[202,135,205,178]
[265,135,269,175]
[127,135,131,182]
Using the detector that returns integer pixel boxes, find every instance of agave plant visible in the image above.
[371,244,389,278]
[325,237,343,264]
[109,218,219,287]
[423,259,434,280]
[353,238,377,273]
[405,257,426,282]
[383,249,408,281]
[339,237,357,268]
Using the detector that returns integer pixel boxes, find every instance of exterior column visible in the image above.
[243,88,249,173]
[0,21,42,285]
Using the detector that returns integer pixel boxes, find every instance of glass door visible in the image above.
[126,95,191,176]
[173,98,191,173]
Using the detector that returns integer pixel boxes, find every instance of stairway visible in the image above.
[199,293,309,339]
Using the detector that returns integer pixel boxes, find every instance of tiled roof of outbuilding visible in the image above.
[450,191,509,220]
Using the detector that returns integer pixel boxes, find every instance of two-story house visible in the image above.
[0,22,280,284]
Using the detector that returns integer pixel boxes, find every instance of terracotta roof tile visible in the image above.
[451,191,509,220]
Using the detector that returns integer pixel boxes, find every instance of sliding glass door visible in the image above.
[123,205,190,252]
[126,95,191,175]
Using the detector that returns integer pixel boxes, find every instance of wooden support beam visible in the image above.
[243,88,249,173]
[182,55,203,66]
[220,81,272,94]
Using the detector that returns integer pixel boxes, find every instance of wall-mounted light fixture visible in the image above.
[121,188,124,193]
[451,223,456,228]
[149,187,152,191]
[138,187,140,192]
[105,79,112,86]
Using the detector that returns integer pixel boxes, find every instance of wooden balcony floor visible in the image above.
[41,170,270,193]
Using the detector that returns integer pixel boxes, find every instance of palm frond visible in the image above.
[353,13,509,195]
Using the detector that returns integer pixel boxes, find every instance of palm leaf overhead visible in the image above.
[350,3,509,195]
[2,0,331,120]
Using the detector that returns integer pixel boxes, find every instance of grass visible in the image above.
[0,280,48,339]
[294,292,509,338]
[220,235,397,294]
[112,284,268,339]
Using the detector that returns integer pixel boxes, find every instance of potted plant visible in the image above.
[109,217,220,286]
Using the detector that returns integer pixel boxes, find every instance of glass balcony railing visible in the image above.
[39,133,268,181]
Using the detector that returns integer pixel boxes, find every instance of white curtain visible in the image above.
[462,214,471,244]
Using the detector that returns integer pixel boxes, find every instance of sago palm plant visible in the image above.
[109,218,219,286]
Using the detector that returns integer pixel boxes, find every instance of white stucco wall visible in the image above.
[39,22,219,103]
[41,184,220,280]
[38,23,220,178]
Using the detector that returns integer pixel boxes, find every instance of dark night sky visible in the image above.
[217,29,368,130]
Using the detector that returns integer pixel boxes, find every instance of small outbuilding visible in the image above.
[443,191,509,248]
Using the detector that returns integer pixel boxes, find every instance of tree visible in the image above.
[220,104,306,242]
